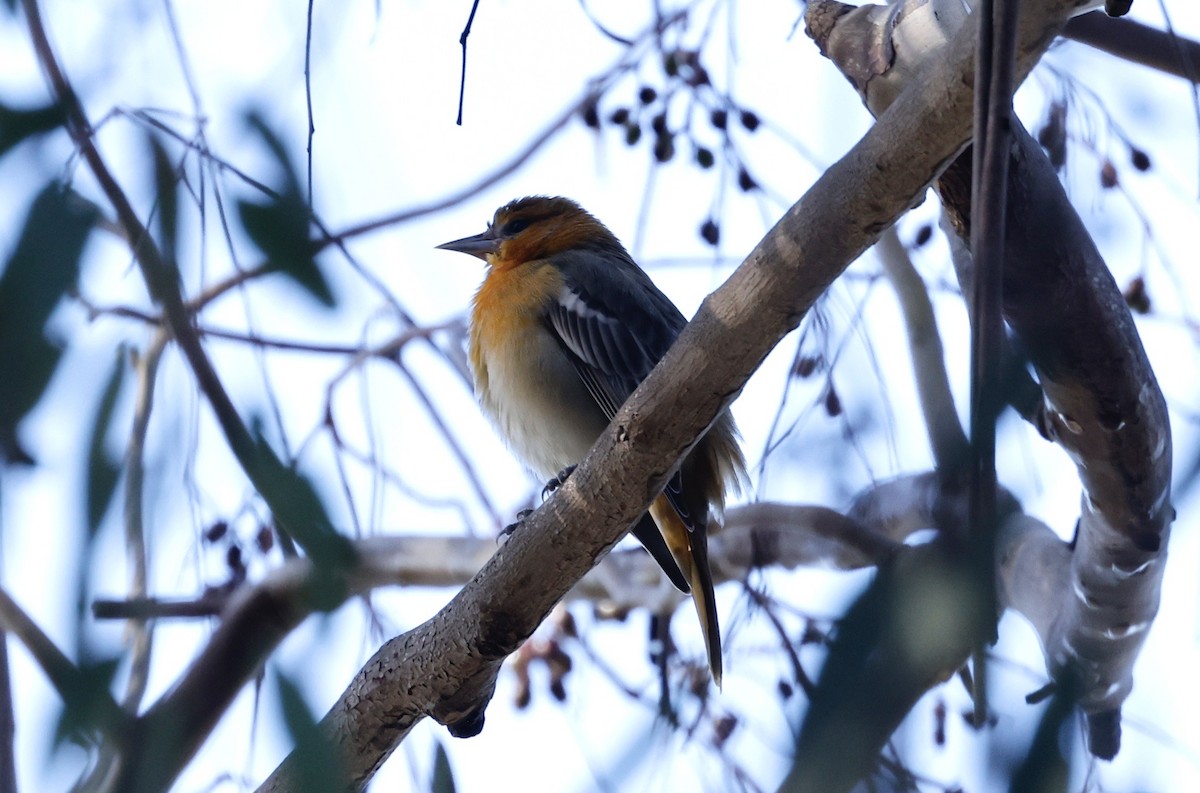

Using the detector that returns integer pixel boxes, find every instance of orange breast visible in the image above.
[469,260,608,476]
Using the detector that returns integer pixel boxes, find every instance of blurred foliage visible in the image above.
[52,656,120,747]
[149,134,180,268]
[248,423,354,573]
[785,540,993,791]
[237,112,335,308]
[85,348,127,537]
[431,741,457,793]
[0,183,99,464]
[274,669,343,793]
[1008,674,1080,793]
[0,99,67,157]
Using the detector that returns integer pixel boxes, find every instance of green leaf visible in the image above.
[431,741,457,793]
[53,656,120,746]
[1008,673,1080,793]
[85,349,127,536]
[0,100,67,157]
[249,426,354,575]
[0,183,99,464]
[787,541,993,792]
[149,135,180,267]
[274,670,343,793]
[237,112,334,308]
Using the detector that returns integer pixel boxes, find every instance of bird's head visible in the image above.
[436,196,621,270]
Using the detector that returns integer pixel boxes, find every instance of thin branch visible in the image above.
[0,589,126,739]
[88,500,899,623]
[93,593,232,621]
[80,293,451,357]
[456,0,482,126]
[967,0,1020,727]
[161,0,204,116]
[305,0,316,205]
[1063,10,1200,83]
[324,105,579,248]
[25,0,317,551]
[0,630,15,793]
[317,326,501,529]
[316,11,688,251]
[875,228,969,468]
[387,360,502,530]
[121,332,167,712]
[746,587,817,699]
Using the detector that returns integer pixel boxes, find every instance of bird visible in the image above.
[437,195,745,685]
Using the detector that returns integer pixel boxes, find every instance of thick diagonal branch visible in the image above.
[811,0,1171,761]
[940,122,1172,759]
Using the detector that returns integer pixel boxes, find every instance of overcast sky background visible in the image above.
[2,1,1200,791]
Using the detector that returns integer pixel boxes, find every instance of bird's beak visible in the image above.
[436,228,500,261]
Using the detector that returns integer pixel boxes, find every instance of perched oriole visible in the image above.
[437,195,745,685]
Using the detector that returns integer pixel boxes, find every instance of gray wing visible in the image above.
[543,247,685,421]
[542,247,701,531]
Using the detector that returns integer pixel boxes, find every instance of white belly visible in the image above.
[474,325,609,478]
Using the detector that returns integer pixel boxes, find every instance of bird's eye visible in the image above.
[500,217,531,236]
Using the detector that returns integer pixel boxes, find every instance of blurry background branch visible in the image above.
[1065,10,1200,83]
[811,0,1172,764]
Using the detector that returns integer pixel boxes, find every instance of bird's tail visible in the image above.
[649,495,722,687]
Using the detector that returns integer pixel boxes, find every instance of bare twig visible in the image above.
[317,11,688,250]
[0,589,126,738]
[24,0,320,551]
[93,593,231,621]
[305,0,316,204]
[87,496,901,625]
[0,633,15,793]
[967,0,1021,727]
[121,333,167,712]
[80,293,451,357]
[1064,10,1200,83]
[319,324,501,529]
[455,0,483,126]
[875,228,969,468]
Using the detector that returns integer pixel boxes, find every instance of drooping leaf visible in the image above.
[431,741,457,793]
[0,99,68,157]
[0,183,99,464]
[237,112,335,308]
[786,541,993,792]
[149,134,180,267]
[53,656,120,746]
[85,348,127,536]
[1008,673,1080,793]
[274,670,343,793]
[249,425,353,576]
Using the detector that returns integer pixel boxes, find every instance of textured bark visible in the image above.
[941,127,1171,758]
[812,0,1172,761]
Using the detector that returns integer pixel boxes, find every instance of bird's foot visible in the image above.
[499,509,534,544]
[542,465,577,500]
